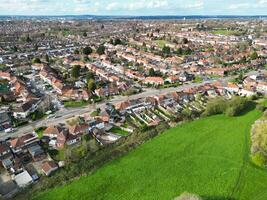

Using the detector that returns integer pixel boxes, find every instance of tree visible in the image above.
[240,56,247,64]
[114,38,122,45]
[87,79,96,93]
[148,68,156,76]
[183,47,192,55]
[13,46,18,52]
[86,71,95,81]
[162,46,171,55]
[45,54,50,63]
[97,45,105,55]
[225,96,250,117]
[74,49,80,54]
[83,32,87,37]
[175,48,183,55]
[182,38,189,44]
[251,51,258,60]
[71,65,81,79]
[32,57,41,64]
[34,44,38,51]
[203,97,227,116]
[26,34,32,43]
[82,46,93,55]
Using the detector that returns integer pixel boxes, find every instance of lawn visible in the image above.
[64,100,90,108]
[48,149,65,161]
[155,40,167,48]
[35,127,46,138]
[110,126,129,136]
[211,29,243,36]
[32,109,267,200]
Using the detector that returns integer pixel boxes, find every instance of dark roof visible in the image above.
[0,143,10,154]
[28,144,44,157]
[14,99,40,112]
[0,111,10,124]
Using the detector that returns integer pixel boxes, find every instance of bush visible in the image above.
[225,96,250,117]
[249,94,259,101]
[256,105,266,112]
[203,96,251,117]
[32,57,41,64]
[82,46,92,55]
[203,97,226,116]
[252,152,266,168]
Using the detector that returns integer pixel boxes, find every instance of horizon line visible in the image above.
[0,14,267,17]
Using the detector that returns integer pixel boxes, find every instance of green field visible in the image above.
[32,109,267,200]
[155,40,167,48]
[211,29,243,36]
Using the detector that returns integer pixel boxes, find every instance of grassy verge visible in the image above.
[64,100,90,107]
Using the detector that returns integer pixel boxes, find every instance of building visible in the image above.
[9,134,39,154]
[14,171,33,188]
[0,111,12,131]
[144,77,164,85]
[41,161,58,176]
[0,143,13,162]
[13,99,41,119]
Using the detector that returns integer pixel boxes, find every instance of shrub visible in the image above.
[249,94,259,101]
[203,96,251,117]
[256,105,266,112]
[252,152,266,168]
[225,96,250,117]
[203,97,226,116]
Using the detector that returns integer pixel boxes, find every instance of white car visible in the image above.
[4,128,15,133]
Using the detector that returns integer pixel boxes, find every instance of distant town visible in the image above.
[0,17,267,199]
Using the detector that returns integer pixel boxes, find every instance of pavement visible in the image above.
[0,70,261,141]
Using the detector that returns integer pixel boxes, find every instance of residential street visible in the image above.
[0,78,222,140]
[0,70,260,141]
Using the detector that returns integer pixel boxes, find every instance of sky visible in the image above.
[0,0,267,16]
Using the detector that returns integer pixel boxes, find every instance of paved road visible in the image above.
[0,70,261,141]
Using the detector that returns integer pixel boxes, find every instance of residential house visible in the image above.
[41,161,58,176]
[144,77,164,85]
[68,124,89,135]
[28,144,45,161]
[9,134,39,154]
[13,98,41,119]
[14,170,33,188]
[0,143,13,165]
[0,110,12,131]
[43,125,65,138]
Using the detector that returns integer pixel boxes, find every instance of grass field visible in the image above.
[32,109,267,200]
[155,40,167,48]
[211,29,243,36]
